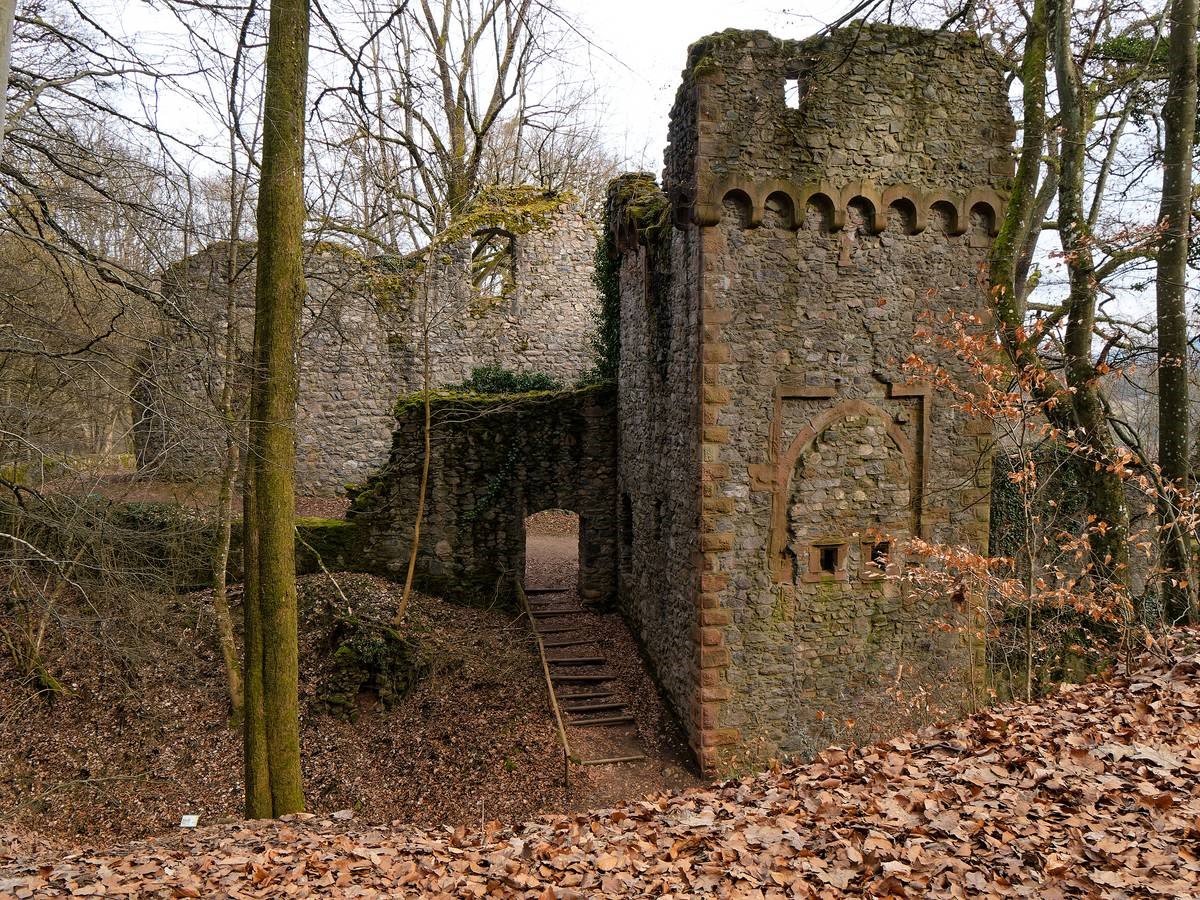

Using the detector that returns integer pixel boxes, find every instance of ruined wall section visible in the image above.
[610,175,703,734]
[349,385,618,606]
[135,242,406,495]
[654,24,1013,769]
[136,198,602,495]
[407,204,600,390]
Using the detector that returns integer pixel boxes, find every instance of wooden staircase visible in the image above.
[520,584,646,766]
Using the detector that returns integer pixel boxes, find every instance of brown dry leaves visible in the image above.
[4,650,1200,898]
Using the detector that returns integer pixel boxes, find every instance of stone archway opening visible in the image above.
[524,509,580,592]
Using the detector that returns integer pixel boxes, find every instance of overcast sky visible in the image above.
[111,0,855,175]
[550,1,849,167]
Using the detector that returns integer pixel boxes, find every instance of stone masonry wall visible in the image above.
[134,242,407,495]
[399,203,600,391]
[610,175,703,734]
[616,23,1012,771]
[349,384,618,606]
[135,198,600,495]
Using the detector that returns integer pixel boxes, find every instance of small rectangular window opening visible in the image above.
[870,541,891,569]
[784,77,803,110]
[818,545,840,573]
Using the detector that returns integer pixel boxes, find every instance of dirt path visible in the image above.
[524,513,700,810]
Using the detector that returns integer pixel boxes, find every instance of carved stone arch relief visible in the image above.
[721,187,757,228]
[748,383,930,583]
[964,187,1006,232]
[795,181,845,230]
[965,187,1005,248]
[839,182,886,234]
[881,185,925,234]
[924,192,966,236]
[762,186,799,229]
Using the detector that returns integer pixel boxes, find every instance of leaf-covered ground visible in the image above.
[0,574,571,841]
[4,646,1199,898]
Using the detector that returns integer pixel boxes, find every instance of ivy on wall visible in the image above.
[588,173,674,383]
[587,223,621,383]
[446,364,562,394]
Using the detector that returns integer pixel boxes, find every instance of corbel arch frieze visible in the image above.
[689,178,1008,239]
[881,185,926,234]
[965,187,1006,235]
[839,181,886,234]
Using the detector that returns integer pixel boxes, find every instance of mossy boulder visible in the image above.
[318,610,421,717]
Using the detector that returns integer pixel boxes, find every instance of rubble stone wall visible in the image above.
[133,242,406,495]
[134,199,600,495]
[348,384,618,606]
[413,205,600,390]
[609,175,703,733]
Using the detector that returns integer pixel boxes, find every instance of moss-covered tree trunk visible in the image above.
[243,0,309,818]
[990,0,1046,338]
[1156,0,1199,622]
[241,456,270,816]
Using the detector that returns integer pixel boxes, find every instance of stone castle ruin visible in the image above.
[132,197,598,494]
[351,22,1011,770]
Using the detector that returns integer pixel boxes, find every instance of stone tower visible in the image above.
[611,24,1013,770]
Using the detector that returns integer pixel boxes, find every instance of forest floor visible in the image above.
[42,471,350,519]
[3,635,1198,897]
[0,510,696,848]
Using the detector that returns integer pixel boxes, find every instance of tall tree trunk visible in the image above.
[1051,0,1132,588]
[242,456,270,817]
[1156,0,1199,623]
[243,0,309,818]
[991,0,1047,334]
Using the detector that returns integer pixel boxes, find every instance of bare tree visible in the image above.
[311,0,603,253]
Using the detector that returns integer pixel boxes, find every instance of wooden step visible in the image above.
[541,638,595,649]
[525,587,569,594]
[531,608,579,617]
[536,626,582,635]
[581,753,646,765]
[555,690,614,702]
[569,715,635,727]
[562,700,624,713]
[550,672,615,683]
[548,656,606,667]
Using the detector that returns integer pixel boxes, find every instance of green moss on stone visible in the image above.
[296,518,362,573]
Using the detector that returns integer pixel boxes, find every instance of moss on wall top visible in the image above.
[391,380,614,421]
[363,185,577,309]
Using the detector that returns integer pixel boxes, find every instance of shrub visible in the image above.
[448,364,562,394]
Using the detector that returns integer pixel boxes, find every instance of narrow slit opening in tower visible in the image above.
[784,76,803,109]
